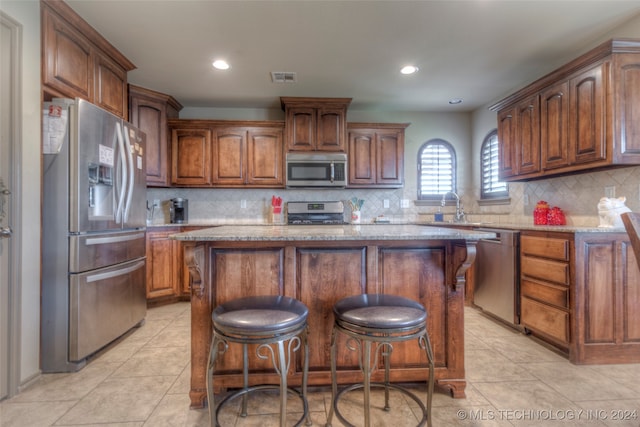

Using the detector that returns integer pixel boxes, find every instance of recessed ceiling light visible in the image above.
[400,65,419,75]
[212,60,230,70]
[449,98,463,105]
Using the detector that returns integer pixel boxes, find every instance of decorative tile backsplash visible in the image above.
[147,166,640,226]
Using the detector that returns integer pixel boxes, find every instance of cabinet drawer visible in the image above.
[521,255,569,285]
[521,235,569,261]
[521,297,570,344]
[521,279,569,309]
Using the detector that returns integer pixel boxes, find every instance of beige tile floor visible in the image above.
[1,302,640,426]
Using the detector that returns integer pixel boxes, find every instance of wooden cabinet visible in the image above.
[169,120,285,188]
[347,123,408,188]
[281,97,351,152]
[41,0,135,119]
[146,227,183,303]
[129,85,182,187]
[520,233,571,347]
[185,237,471,406]
[212,127,283,187]
[170,127,213,186]
[491,39,640,181]
[520,230,640,364]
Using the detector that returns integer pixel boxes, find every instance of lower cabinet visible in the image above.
[145,226,201,304]
[520,230,640,364]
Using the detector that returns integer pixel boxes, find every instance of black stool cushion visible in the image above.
[213,295,308,334]
[334,294,426,329]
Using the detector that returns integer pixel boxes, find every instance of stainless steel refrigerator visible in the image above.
[42,98,147,372]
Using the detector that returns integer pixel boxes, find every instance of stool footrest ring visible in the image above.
[214,384,309,427]
[327,382,428,427]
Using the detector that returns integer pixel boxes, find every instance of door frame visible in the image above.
[1,10,23,400]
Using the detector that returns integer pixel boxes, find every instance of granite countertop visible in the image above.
[416,221,626,233]
[169,224,497,242]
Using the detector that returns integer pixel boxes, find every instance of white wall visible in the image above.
[0,0,42,386]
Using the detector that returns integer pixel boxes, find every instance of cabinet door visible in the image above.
[570,63,607,166]
[515,95,541,176]
[171,128,212,186]
[286,107,315,151]
[130,95,168,186]
[146,229,181,299]
[93,53,128,118]
[376,130,404,187]
[348,131,376,185]
[316,108,346,152]
[541,81,570,170]
[497,108,517,179]
[42,8,93,100]
[212,128,246,185]
[247,128,283,186]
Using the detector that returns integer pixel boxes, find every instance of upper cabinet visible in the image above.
[347,123,409,188]
[168,120,285,188]
[129,85,183,187]
[281,97,351,152]
[491,39,640,181]
[41,0,135,119]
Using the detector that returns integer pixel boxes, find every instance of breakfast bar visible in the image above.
[171,224,495,408]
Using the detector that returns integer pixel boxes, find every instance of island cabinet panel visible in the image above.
[296,247,367,372]
[41,0,135,119]
[209,248,285,374]
[491,39,640,181]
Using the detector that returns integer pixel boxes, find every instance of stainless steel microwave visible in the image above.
[285,152,347,188]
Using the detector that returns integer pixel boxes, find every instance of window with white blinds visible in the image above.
[480,130,508,199]
[418,139,456,200]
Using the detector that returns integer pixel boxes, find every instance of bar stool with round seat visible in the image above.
[207,295,311,427]
[325,294,435,427]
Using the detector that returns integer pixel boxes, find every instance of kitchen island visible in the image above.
[171,224,495,408]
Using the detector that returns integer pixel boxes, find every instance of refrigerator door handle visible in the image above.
[122,127,135,223]
[114,122,127,224]
[85,232,145,246]
[86,260,145,283]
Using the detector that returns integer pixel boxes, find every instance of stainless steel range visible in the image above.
[287,201,346,225]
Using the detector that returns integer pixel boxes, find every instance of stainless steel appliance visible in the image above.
[170,198,188,223]
[287,201,346,224]
[41,98,147,372]
[285,153,347,188]
[473,228,521,327]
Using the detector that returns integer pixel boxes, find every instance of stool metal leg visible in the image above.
[362,339,372,427]
[302,327,312,426]
[325,327,338,427]
[383,342,391,412]
[241,343,249,417]
[207,334,226,427]
[420,331,435,427]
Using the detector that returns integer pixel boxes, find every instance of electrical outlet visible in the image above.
[240,199,247,209]
[152,199,160,208]
[604,186,615,198]
[400,199,411,209]
[523,194,529,206]
[383,199,390,209]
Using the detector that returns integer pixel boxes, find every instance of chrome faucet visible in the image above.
[441,191,466,223]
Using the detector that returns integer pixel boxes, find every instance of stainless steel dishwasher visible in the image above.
[472,228,521,327]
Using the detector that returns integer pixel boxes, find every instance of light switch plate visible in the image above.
[401,199,410,209]
[240,200,247,209]
[383,199,390,209]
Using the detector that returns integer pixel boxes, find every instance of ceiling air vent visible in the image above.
[271,72,297,83]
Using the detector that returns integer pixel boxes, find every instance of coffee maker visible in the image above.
[169,198,188,224]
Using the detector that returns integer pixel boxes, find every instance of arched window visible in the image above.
[418,139,456,200]
[480,130,508,199]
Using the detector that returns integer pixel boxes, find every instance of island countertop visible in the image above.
[170,223,496,241]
